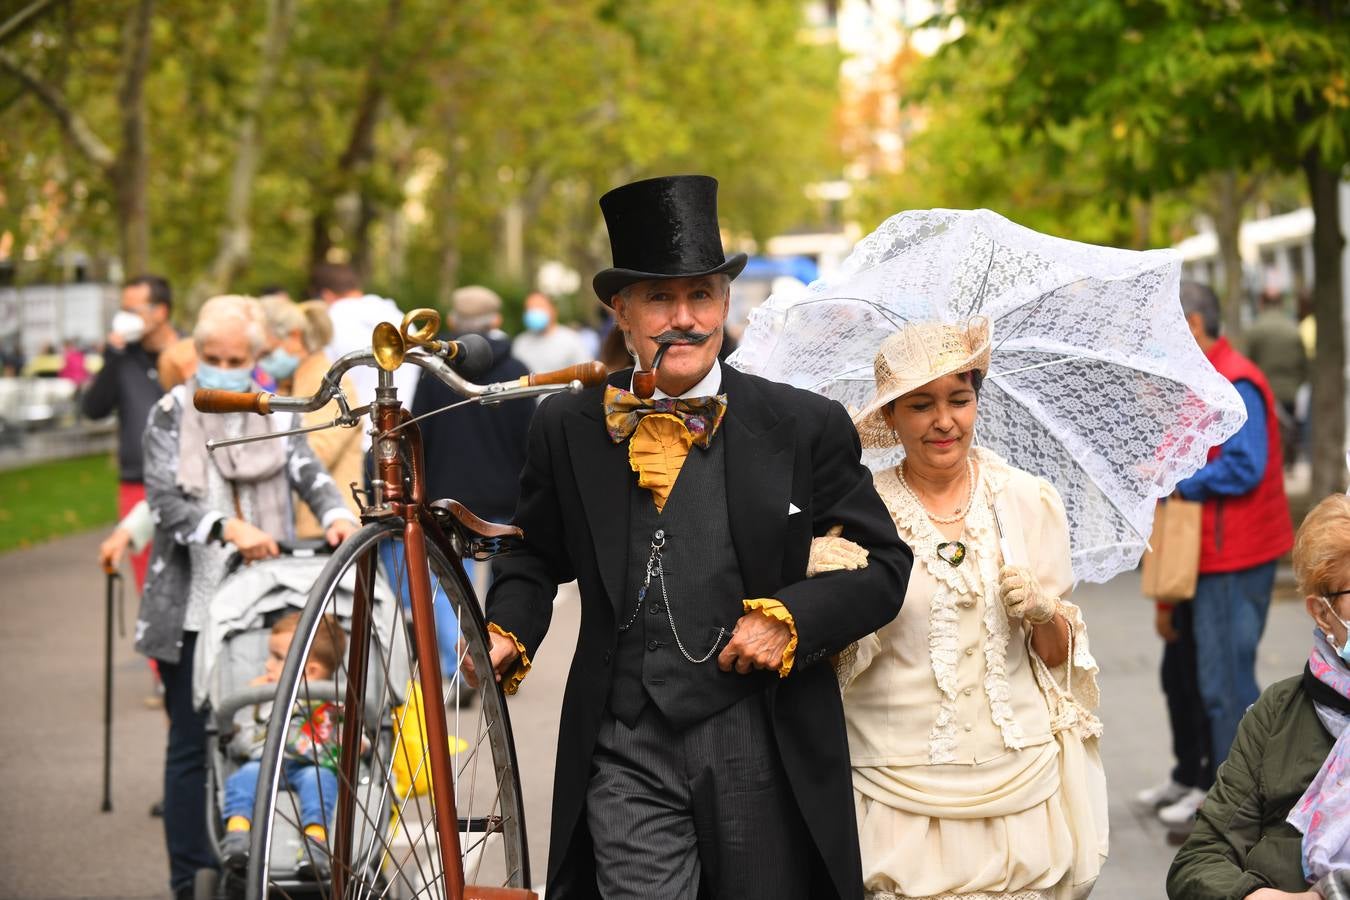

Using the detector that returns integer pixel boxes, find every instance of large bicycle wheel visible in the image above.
[246,518,530,899]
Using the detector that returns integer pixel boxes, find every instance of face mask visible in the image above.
[259,347,300,381]
[522,309,550,333]
[111,310,146,343]
[196,362,253,393]
[1321,596,1350,663]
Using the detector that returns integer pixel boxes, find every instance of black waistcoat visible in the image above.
[607,432,772,729]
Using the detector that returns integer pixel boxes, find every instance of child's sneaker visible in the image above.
[295,835,332,883]
[221,830,250,874]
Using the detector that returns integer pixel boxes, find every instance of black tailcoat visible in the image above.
[487,364,912,899]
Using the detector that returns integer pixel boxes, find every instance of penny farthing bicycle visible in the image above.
[194,309,605,900]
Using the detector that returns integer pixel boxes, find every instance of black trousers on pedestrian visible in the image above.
[160,630,217,894]
[1161,603,1215,790]
[586,693,813,900]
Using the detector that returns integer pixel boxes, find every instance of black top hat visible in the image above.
[593,174,747,305]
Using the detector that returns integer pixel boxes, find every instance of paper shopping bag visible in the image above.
[1141,498,1202,601]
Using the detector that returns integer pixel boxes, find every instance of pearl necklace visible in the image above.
[897,457,976,524]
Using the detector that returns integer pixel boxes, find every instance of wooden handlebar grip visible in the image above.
[193,389,271,415]
[526,360,608,388]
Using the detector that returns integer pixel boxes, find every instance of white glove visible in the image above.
[999,564,1057,625]
[807,525,869,577]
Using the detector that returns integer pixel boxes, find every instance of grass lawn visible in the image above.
[0,454,119,554]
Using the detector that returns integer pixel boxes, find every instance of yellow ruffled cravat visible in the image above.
[627,414,693,512]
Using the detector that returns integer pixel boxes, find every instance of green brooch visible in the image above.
[936,541,967,567]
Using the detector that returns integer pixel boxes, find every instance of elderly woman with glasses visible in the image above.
[820,318,1107,900]
[1169,494,1350,900]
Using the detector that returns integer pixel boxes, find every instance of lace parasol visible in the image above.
[728,208,1246,583]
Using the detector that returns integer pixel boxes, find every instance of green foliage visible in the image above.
[938,0,1350,189]
[2,0,840,319]
[853,7,1192,248]
[0,453,119,554]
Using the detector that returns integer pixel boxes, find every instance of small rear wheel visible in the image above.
[246,518,530,898]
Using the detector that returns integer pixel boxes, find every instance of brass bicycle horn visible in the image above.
[401,308,443,350]
[372,321,406,372]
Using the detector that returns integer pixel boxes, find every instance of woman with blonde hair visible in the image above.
[259,295,362,537]
[1169,493,1350,899]
[827,317,1106,900]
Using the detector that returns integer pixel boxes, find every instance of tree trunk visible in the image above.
[187,0,293,312]
[350,191,377,282]
[501,198,525,284]
[0,0,64,45]
[1129,197,1152,250]
[436,229,460,313]
[1209,170,1247,340]
[307,0,401,276]
[111,0,153,277]
[1304,149,1347,497]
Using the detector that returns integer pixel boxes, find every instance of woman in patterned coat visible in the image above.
[137,294,358,898]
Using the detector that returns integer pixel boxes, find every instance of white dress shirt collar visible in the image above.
[630,359,723,400]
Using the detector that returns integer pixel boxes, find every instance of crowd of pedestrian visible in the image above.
[84,264,620,898]
[72,178,1347,900]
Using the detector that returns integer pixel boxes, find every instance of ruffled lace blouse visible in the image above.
[842,448,1087,768]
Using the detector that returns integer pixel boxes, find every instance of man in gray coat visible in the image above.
[1245,286,1307,466]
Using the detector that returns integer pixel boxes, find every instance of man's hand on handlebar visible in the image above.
[459,630,520,688]
[223,518,280,561]
[325,517,359,548]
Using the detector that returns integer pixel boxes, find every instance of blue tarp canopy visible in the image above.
[740,255,818,285]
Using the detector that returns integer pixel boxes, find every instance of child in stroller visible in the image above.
[219,611,350,881]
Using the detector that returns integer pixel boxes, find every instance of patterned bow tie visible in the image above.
[603,385,728,449]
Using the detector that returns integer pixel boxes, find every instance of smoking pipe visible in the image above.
[632,343,671,399]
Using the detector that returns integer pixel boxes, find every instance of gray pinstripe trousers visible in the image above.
[585,693,814,900]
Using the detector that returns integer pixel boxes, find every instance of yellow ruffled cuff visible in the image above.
[486,622,531,695]
[742,598,797,677]
[627,413,693,513]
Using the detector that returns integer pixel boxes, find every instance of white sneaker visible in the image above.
[1135,778,1190,808]
[1158,788,1207,827]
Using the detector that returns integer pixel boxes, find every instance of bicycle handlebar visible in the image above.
[194,389,274,415]
[525,361,607,388]
[193,353,609,417]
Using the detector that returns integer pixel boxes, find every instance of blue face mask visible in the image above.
[522,309,550,333]
[196,362,253,393]
[1321,597,1350,663]
[259,347,300,381]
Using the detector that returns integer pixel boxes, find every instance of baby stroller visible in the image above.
[191,542,406,899]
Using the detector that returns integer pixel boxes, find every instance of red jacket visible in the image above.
[1196,337,1293,574]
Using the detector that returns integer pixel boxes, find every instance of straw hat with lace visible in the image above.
[853,317,992,449]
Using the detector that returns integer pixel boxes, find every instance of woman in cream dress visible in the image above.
[835,318,1107,900]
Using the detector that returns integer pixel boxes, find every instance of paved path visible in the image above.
[0,529,1313,899]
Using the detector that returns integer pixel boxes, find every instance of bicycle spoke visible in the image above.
[248,521,527,899]
[387,544,446,895]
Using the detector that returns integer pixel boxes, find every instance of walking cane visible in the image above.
[101,562,123,813]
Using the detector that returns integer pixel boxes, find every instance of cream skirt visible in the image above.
[853,743,1089,900]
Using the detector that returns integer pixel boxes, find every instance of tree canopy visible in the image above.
[1,0,840,323]
[911,0,1350,493]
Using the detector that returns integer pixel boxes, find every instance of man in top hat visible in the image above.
[468,174,912,899]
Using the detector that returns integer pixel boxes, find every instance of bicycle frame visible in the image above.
[196,313,601,899]
[332,366,467,898]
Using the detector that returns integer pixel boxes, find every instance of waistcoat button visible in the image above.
[646,640,659,651]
